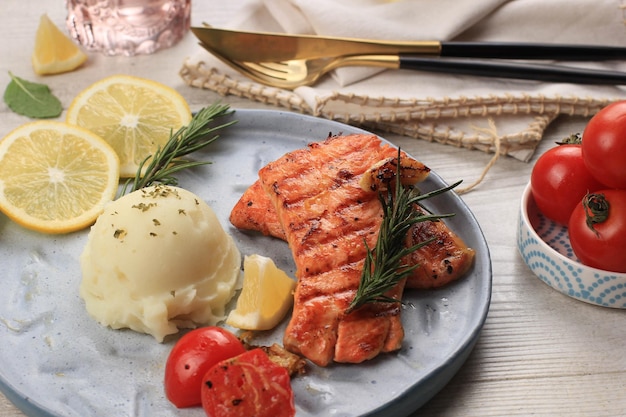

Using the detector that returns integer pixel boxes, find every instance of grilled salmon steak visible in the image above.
[229,144,474,291]
[230,133,475,366]
[257,133,419,366]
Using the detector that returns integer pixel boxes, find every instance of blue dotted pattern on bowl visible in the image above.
[517,186,626,309]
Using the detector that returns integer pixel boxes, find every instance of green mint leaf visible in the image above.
[3,72,62,119]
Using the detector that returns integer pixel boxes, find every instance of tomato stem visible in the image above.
[557,133,582,145]
[583,193,610,235]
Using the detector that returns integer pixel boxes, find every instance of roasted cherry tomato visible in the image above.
[530,141,604,225]
[582,100,626,189]
[568,190,626,273]
[164,326,246,408]
[201,348,296,417]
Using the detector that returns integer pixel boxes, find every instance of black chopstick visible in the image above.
[399,56,626,85]
[440,42,626,61]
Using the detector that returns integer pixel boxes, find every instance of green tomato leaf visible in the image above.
[3,72,62,118]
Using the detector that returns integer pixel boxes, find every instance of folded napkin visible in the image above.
[181,0,626,182]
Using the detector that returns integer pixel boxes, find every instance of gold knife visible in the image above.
[191,26,626,63]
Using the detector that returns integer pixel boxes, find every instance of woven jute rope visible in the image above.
[180,61,619,191]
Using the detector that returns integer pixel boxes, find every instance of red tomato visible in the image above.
[201,348,296,417]
[164,326,246,408]
[568,190,626,273]
[531,143,604,225]
[582,100,626,189]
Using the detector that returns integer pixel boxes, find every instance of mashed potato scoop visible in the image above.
[80,185,241,342]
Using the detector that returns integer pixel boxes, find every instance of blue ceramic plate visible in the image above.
[0,110,491,417]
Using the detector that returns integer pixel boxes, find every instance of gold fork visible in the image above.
[200,42,626,90]
[221,54,399,89]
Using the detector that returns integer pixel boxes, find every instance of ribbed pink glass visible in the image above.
[66,0,191,56]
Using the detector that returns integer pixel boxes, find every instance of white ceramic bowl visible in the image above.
[517,182,626,308]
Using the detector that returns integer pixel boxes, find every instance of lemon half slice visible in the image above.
[226,254,296,331]
[66,75,192,177]
[0,121,120,234]
[32,14,87,75]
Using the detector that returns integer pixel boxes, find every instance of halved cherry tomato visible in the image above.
[530,141,604,225]
[164,326,246,408]
[568,189,626,273]
[582,100,626,189]
[201,348,296,417]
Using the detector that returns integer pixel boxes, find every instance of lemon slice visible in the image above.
[32,14,88,75]
[0,121,120,234]
[226,254,296,331]
[66,75,192,178]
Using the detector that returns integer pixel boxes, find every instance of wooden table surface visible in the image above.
[1,1,625,416]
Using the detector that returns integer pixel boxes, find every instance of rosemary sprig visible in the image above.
[346,150,460,314]
[118,103,236,197]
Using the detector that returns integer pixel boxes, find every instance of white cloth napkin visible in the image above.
[181,0,626,165]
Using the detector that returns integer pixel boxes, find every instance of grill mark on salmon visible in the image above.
[230,180,286,239]
[404,206,475,289]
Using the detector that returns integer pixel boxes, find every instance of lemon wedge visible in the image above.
[226,254,296,331]
[66,75,192,178]
[0,121,120,234]
[32,14,87,75]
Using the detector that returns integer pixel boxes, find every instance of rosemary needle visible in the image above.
[346,150,460,314]
[118,103,236,197]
